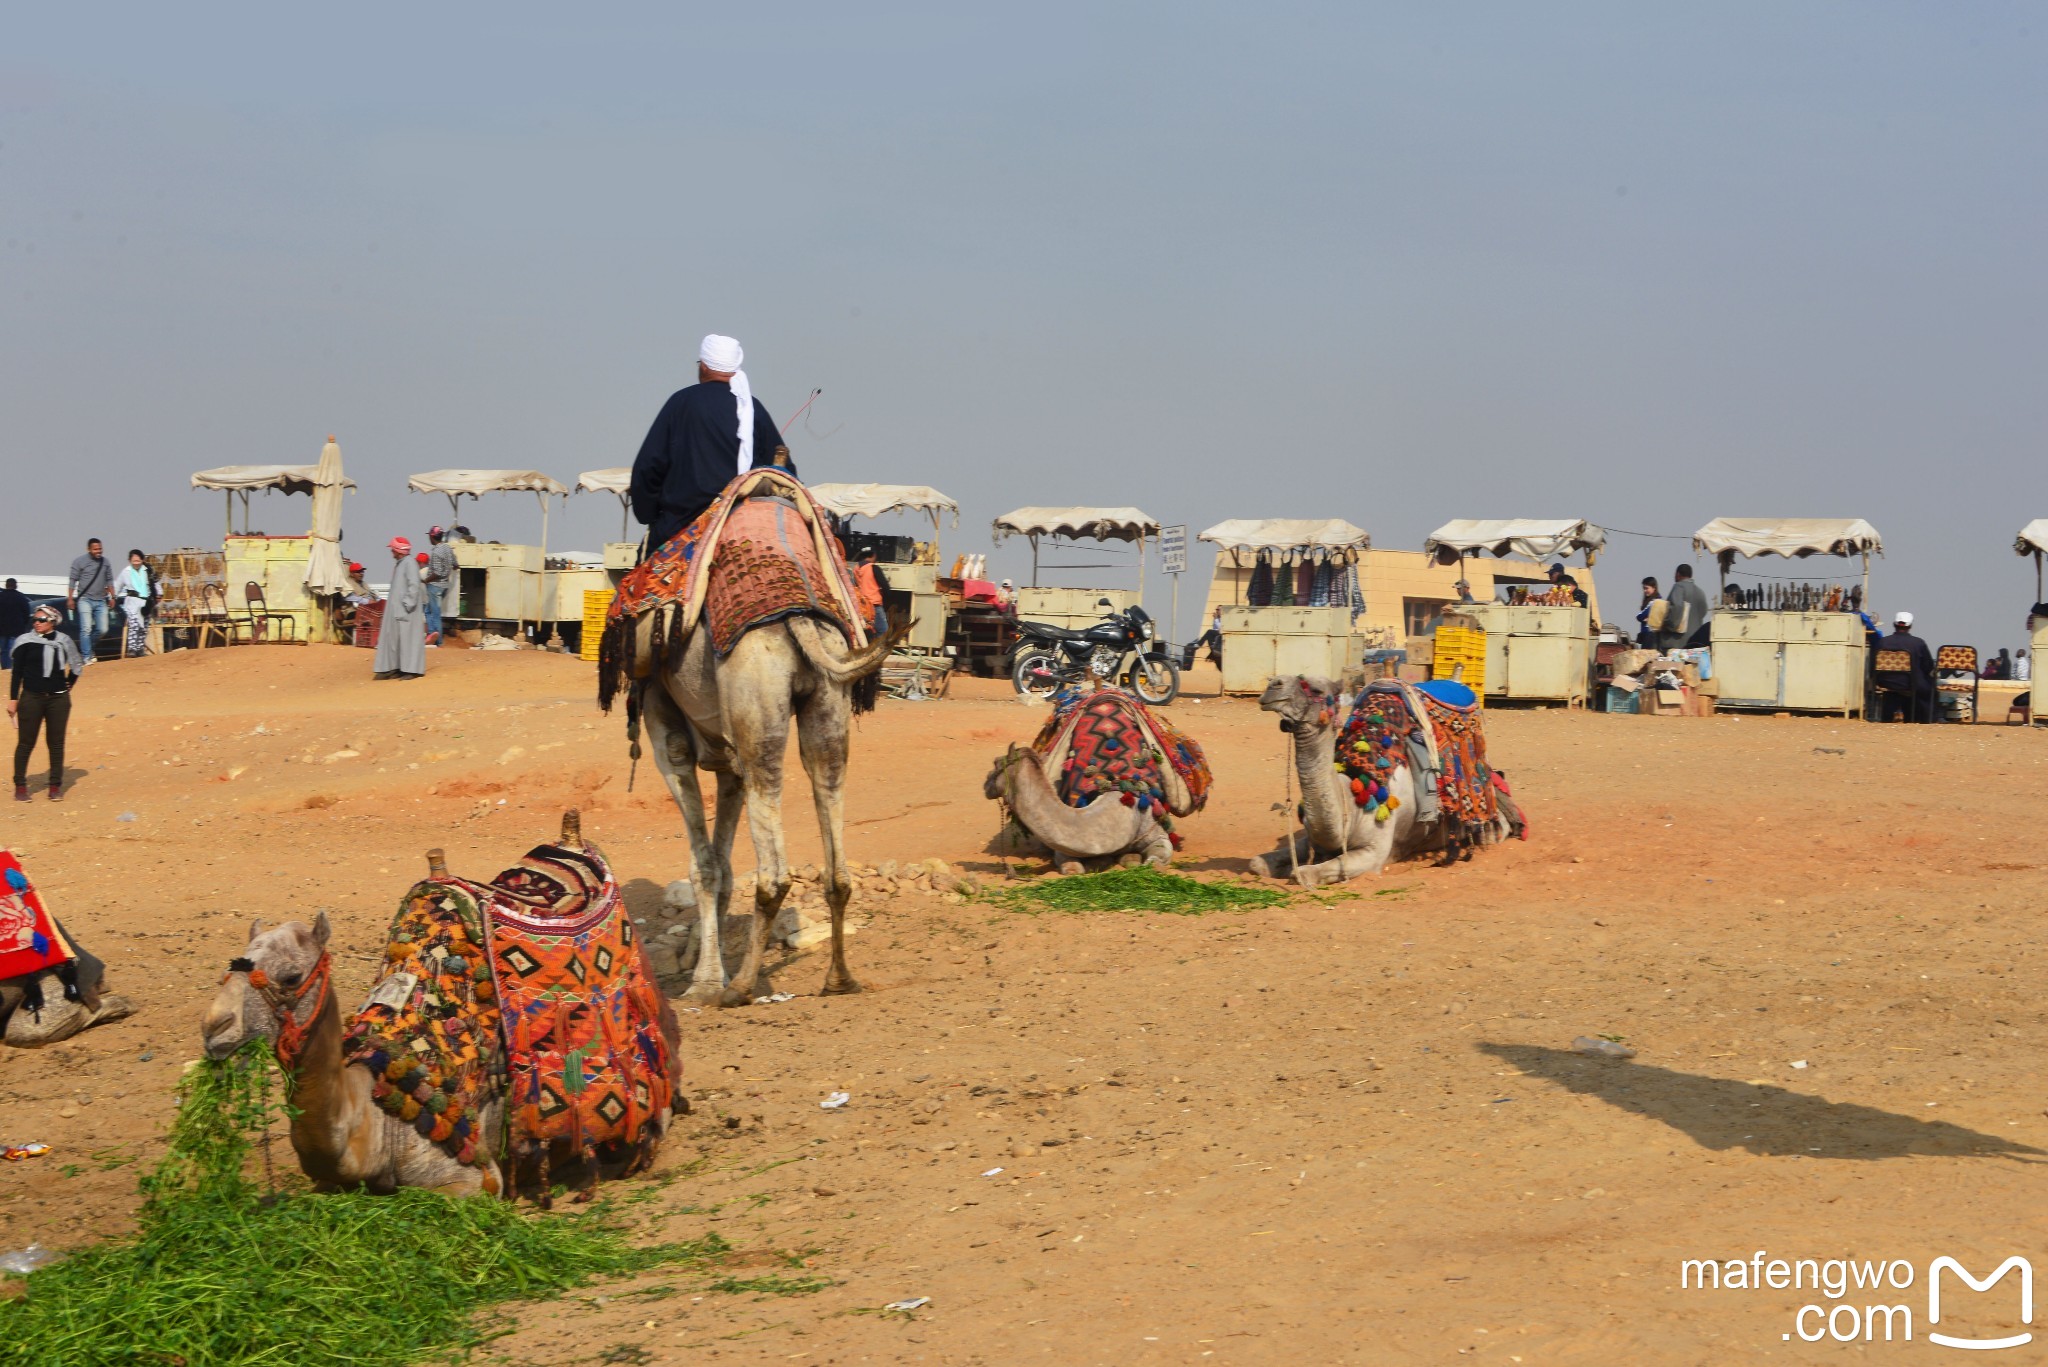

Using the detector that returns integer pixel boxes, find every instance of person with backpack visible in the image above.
[1636,577,1665,648]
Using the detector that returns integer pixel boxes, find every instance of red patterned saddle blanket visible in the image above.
[342,840,675,1183]
[1027,687,1212,847]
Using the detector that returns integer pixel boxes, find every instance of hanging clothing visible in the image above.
[1247,554,1274,607]
[373,555,429,678]
[1295,559,1314,605]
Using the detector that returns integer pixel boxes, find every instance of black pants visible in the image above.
[1877,687,1930,723]
[14,690,70,787]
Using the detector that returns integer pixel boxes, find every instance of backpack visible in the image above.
[1644,598,1669,631]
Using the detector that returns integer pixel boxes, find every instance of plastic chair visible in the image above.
[243,581,297,643]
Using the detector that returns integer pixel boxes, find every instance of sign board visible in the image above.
[1159,524,1187,576]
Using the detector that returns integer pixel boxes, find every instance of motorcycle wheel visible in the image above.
[1012,649,1064,698]
[1128,655,1181,705]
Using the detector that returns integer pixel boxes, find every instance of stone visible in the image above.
[790,921,845,952]
[771,905,802,945]
[645,942,682,979]
[878,859,899,879]
[662,879,697,912]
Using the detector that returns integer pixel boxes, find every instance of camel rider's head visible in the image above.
[698,333,743,386]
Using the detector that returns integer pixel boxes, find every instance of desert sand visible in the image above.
[3,645,2045,1364]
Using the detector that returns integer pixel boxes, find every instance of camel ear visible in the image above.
[249,917,265,941]
[312,911,332,947]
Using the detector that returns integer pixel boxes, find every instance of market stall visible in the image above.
[407,470,569,640]
[191,459,360,642]
[811,483,961,653]
[1694,517,1881,717]
[1197,519,1372,694]
[992,506,1158,631]
[574,468,642,572]
[1422,519,1605,705]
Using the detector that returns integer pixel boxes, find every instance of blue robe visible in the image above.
[629,382,793,551]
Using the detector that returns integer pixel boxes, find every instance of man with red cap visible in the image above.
[373,536,428,680]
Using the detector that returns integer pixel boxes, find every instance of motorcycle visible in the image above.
[1010,599,1181,705]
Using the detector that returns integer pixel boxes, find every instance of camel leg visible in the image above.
[1137,821,1173,867]
[1295,844,1389,889]
[644,685,728,1006]
[795,663,861,996]
[1249,830,1314,879]
[717,635,797,1008]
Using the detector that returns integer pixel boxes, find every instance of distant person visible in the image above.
[11,605,81,801]
[115,549,154,657]
[1198,608,1224,666]
[629,334,795,554]
[67,537,112,665]
[1635,577,1664,648]
[0,579,29,670]
[1453,579,1476,604]
[997,578,1016,608]
[1661,564,1710,652]
[1990,647,2012,680]
[373,536,427,680]
[1873,611,1936,722]
[1559,574,1589,608]
[853,550,888,635]
[422,525,457,646]
[2017,648,2032,682]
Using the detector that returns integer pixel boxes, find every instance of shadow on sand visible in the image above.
[1479,1043,2047,1162]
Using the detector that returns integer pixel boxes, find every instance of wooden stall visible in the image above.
[810,483,961,653]
[1197,519,1373,695]
[408,469,568,642]
[992,506,1158,632]
[190,461,358,642]
[1695,517,1881,718]
[1422,519,1605,706]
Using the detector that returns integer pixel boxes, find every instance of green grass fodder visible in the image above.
[985,865,1287,916]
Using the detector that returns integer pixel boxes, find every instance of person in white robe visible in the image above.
[373,537,427,680]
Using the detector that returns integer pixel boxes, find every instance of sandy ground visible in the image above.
[4,644,2046,1364]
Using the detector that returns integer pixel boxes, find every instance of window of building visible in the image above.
[1403,597,1450,637]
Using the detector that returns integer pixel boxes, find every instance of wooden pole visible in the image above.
[1030,535,1040,588]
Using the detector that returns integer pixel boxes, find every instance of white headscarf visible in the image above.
[698,334,753,476]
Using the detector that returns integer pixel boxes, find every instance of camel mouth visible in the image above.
[1277,719,1296,734]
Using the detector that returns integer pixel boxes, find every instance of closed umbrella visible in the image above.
[303,435,350,641]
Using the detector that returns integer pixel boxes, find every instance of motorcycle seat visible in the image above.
[1018,621,1095,641]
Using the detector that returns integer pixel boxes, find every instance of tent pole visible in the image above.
[1031,535,1040,589]
[619,494,630,542]
[1138,533,1146,602]
[1861,550,1870,605]
[224,493,232,541]
[1233,550,1242,605]
[2035,549,2041,603]
[539,491,561,650]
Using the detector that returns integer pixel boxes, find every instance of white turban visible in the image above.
[698,334,753,476]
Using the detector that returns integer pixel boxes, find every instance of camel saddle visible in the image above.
[599,468,867,712]
[1338,680,1503,840]
[1029,686,1211,818]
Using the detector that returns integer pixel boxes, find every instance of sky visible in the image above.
[4,3,2044,648]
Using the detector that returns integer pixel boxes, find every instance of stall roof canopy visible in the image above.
[1198,518,1371,554]
[1692,517,1883,559]
[809,483,960,522]
[407,469,568,497]
[1423,518,1604,561]
[575,468,630,495]
[191,465,356,494]
[993,507,1159,543]
[2016,520,2048,556]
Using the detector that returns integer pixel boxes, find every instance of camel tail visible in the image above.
[788,616,911,714]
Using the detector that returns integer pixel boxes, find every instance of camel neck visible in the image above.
[1292,721,1351,851]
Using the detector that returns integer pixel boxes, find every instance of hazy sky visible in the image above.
[5,4,2043,646]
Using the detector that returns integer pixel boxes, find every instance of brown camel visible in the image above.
[630,611,899,1008]
[1250,676,1521,887]
[199,813,680,1196]
[983,744,1174,873]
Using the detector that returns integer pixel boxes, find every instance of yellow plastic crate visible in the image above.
[579,589,616,662]
[1431,625,1486,703]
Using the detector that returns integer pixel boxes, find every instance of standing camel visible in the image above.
[631,612,898,1007]
[1250,676,1521,887]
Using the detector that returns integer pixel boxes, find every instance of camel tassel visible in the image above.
[426,848,449,879]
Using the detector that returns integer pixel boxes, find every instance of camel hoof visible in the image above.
[1293,868,1324,890]
[821,974,864,996]
[719,983,760,1009]
[1057,861,1085,877]
[1247,857,1275,880]
[678,983,726,1008]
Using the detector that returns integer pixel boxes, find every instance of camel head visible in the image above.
[200,913,331,1061]
[1259,675,1341,734]
[984,744,1035,802]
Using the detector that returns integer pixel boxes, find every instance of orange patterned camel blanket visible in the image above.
[598,469,866,712]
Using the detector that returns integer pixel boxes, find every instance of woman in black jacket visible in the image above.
[11,605,82,800]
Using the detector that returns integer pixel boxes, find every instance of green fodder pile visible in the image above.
[0,1044,723,1367]
[985,865,1288,916]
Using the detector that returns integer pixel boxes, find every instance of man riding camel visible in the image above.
[629,334,796,555]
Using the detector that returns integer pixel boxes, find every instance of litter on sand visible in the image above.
[0,1244,62,1274]
[2,1144,50,1162]
[752,992,796,1004]
[884,1297,932,1313]
[820,1092,851,1110]
[1571,1036,1637,1059]
[982,1167,1004,1178]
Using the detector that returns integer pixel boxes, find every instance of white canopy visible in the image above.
[1424,518,1605,561]
[1198,518,1371,554]
[993,507,1159,544]
[407,469,568,498]
[191,464,357,494]
[2015,520,2048,556]
[576,468,630,496]
[809,483,960,525]
[302,437,352,615]
[1692,517,1883,559]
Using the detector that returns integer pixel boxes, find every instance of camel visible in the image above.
[631,611,900,1008]
[984,744,1175,874]
[199,813,680,1197]
[1249,675,1522,888]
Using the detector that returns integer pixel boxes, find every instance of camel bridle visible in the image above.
[222,951,333,1069]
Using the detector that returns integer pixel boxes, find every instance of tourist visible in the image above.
[1874,611,1936,722]
[67,537,112,665]
[422,525,457,646]
[2018,648,2032,682]
[373,536,427,680]
[1636,577,1663,648]
[11,605,81,801]
[0,578,29,670]
[1989,647,2012,680]
[1661,564,1710,652]
[115,549,154,657]
[629,334,795,554]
